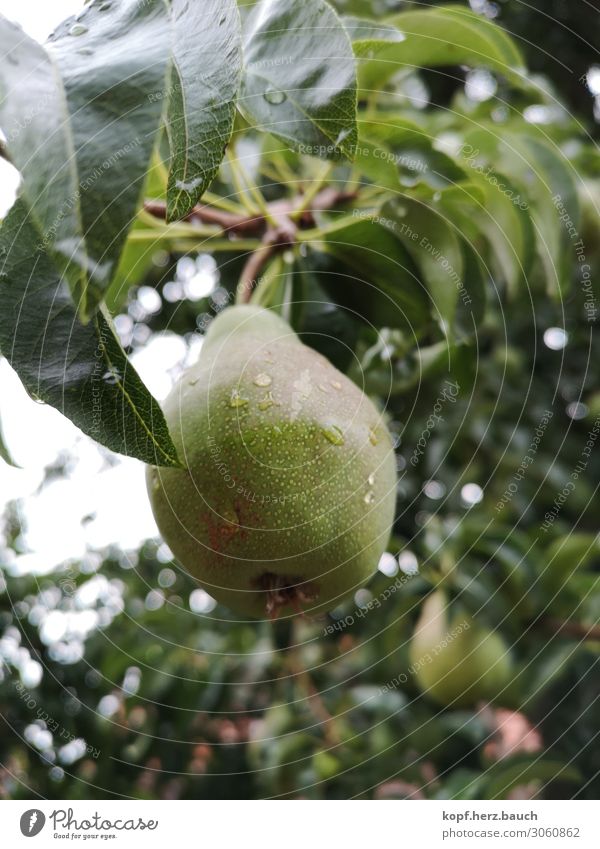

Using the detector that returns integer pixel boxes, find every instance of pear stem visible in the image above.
[236,242,280,304]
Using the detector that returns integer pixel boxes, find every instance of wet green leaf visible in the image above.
[0,200,182,468]
[166,0,242,221]
[314,216,430,332]
[350,5,530,91]
[240,0,357,160]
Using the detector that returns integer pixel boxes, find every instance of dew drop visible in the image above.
[188,376,199,386]
[253,372,272,388]
[369,428,379,446]
[77,48,93,56]
[68,23,88,36]
[368,473,376,486]
[102,370,120,385]
[264,88,287,105]
[330,380,342,390]
[335,127,352,147]
[99,1,112,9]
[229,389,248,408]
[364,491,375,505]
[318,384,329,393]
[321,425,345,446]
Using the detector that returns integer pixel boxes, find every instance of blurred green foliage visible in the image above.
[1,0,599,800]
[1,265,598,797]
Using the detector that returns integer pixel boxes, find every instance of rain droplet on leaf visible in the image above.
[102,370,120,385]
[335,127,352,147]
[68,23,88,36]
[264,88,286,105]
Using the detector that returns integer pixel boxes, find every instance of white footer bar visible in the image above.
[1,799,598,848]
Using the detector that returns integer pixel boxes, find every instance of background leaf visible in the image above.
[239,0,357,159]
[351,4,530,91]
[382,196,463,331]
[478,755,581,800]
[315,216,430,332]
[460,128,579,298]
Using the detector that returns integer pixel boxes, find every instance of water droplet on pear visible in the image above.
[321,425,345,446]
[253,373,272,388]
[229,389,248,408]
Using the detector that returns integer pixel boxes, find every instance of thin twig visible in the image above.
[143,199,263,235]
[144,188,356,236]
[146,187,358,303]
[542,618,600,641]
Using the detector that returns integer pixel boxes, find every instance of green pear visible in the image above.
[147,305,397,619]
[409,590,511,707]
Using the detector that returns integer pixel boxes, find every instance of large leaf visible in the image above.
[457,237,488,332]
[239,0,357,160]
[382,196,464,331]
[0,1,170,321]
[166,0,242,221]
[434,171,535,297]
[45,0,171,319]
[349,5,530,91]
[461,128,579,298]
[0,200,182,468]
[314,216,430,333]
[0,17,85,300]
[356,118,470,198]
